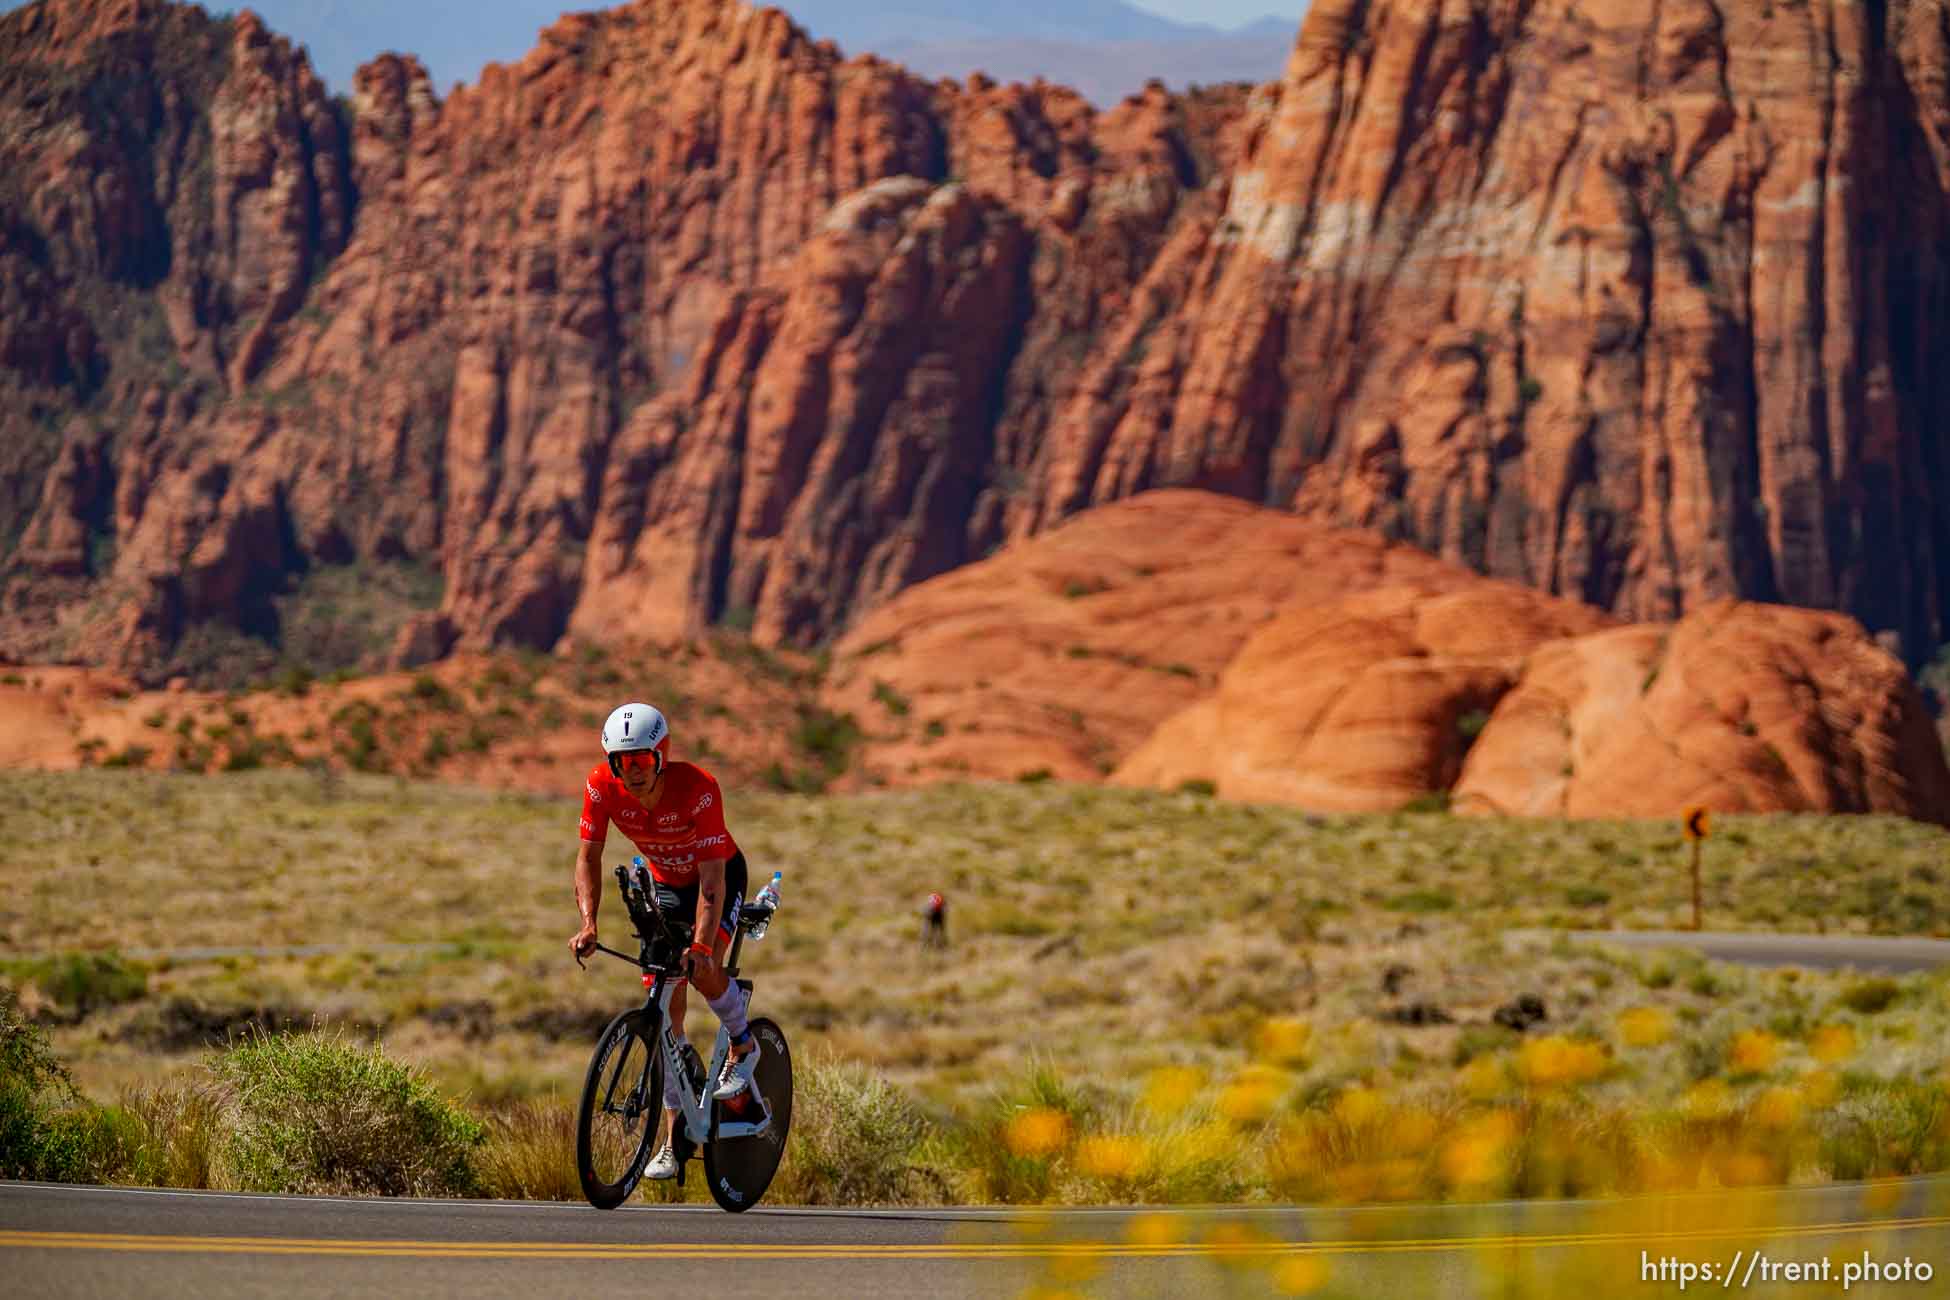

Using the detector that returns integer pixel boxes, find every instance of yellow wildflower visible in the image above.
[1256,1016,1314,1066]
[1729,1029,1780,1075]
[1005,1107,1072,1158]
[1809,1023,1857,1065]
[1076,1135,1143,1181]
[1617,1006,1673,1047]
[1517,1035,1607,1088]
[1140,1066,1203,1119]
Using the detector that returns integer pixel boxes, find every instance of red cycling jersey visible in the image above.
[580,760,738,886]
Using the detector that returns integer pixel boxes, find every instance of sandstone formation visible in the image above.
[2,0,1949,689]
[832,489,1947,822]
[1114,582,1948,824]
[1454,602,1950,822]
[819,489,1584,785]
[1114,585,1613,810]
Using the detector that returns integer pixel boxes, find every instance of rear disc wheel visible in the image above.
[702,1017,792,1212]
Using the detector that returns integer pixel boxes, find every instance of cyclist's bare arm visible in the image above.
[693,855,732,948]
[571,839,603,956]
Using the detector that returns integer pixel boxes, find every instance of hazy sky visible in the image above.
[1129,0,1306,26]
[3,0,1313,92]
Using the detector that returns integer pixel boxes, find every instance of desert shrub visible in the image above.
[1177,779,1218,797]
[871,681,911,717]
[211,1030,483,1196]
[121,1077,225,1189]
[768,1054,940,1206]
[1838,978,1901,1016]
[792,707,861,779]
[1386,890,1455,913]
[3,952,148,1016]
[476,1102,581,1201]
[0,985,136,1182]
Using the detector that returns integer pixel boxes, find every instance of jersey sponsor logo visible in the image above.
[586,782,602,804]
[691,791,714,813]
[657,812,681,826]
[579,815,594,835]
[693,833,727,849]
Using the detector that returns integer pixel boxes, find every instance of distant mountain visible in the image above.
[885,29,1290,103]
[0,0,1300,101]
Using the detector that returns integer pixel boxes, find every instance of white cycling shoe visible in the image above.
[713,1038,762,1100]
[644,1139,679,1181]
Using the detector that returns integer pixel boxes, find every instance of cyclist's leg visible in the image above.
[653,879,699,1162]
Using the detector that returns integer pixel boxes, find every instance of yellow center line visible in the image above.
[0,1213,1943,1262]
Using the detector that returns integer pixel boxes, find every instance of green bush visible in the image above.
[1386,890,1456,913]
[769,1055,939,1206]
[792,707,861,778]
[2,952,148,1016]
[1177,778,1217,797]
[871,681,911,717]
[1839,978,1901,1016]
[0,985,136,1182]
[211,1031,483,1196]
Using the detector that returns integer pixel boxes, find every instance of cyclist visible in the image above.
[569,702,761,1181]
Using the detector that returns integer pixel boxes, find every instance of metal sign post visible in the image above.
[1683,806,1711,930]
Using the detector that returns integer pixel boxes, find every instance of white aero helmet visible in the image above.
[602,702,670,778]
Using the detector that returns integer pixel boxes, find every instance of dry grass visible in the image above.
[3,771,1949,1209]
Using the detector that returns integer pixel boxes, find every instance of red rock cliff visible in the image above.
[2,0,1948,684]
[1019,0,1950,664]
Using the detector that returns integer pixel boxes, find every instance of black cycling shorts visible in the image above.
[652,851,748,944]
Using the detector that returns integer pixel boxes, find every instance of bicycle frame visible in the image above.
[591,861,776,1147]
[627,966,775,1145]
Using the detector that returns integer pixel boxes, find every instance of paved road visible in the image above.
[1508,930,1950,973]
[4,1179,1947,1298]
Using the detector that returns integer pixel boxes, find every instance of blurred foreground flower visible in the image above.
[1684,1078,1733,1119]
[1729,1029,1780,1075]
[1273,1256,1329,1295]
[1005,1107,1072,1158]
[1798,1069,1841,1108]
[1617,1006,1672,1047]
[1075,1134,1142,1180]
[1255,1017,1313,1066]
[1219,1065,1288,1124]
[1441,1110,1518,1189]
[1809,1023,1857,1064]
[1333,1086,1385,1128]
[1460,1054,1507,1098]
[1517,1035,1607,1088]
[1125,1211,1182,1248]
[1140,1066,1202,1119]
[1749,1085,1802,1129]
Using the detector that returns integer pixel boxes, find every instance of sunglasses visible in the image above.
[610,750,664,779]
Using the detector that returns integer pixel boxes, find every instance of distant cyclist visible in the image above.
[569,702,761,1180]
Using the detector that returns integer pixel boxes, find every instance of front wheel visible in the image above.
[703,1017,792,1212]
[576,1011,662,1209]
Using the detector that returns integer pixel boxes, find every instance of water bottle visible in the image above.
[748,871,782,940]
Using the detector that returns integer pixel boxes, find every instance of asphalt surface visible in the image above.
[1508,930,1950,973]
[4,1178,1948,1298]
